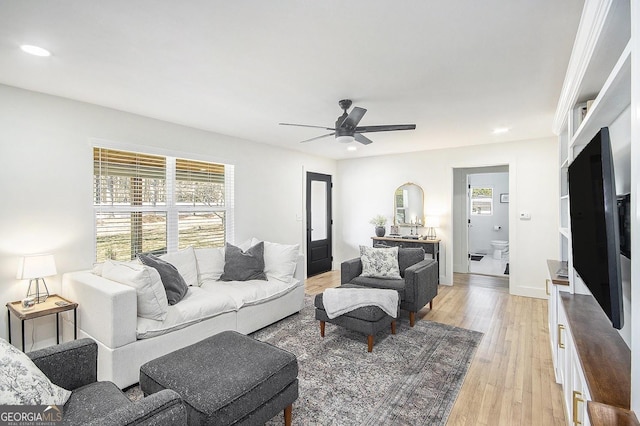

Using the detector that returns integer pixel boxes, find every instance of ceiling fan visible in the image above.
[279,99,416,145]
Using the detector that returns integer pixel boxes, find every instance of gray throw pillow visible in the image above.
[220,242,267,281]
[138,253,189,305]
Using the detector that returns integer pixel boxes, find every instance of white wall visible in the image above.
[0,84,336,349]
[335,137,559,299]
[468,172,509,254]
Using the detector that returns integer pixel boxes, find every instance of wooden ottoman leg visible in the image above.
[320,320,325,337]
[284,404,292,426]
[391,320,396,335]
[367,335,374,352]
[409,311,416,327]
[430,300,433,310]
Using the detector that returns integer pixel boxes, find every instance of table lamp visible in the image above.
[425,216,440,240]
[16,254,57,303]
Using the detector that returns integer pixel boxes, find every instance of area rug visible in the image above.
[126,297,483,425]
[256,296,482,425]
[469,254,484,261]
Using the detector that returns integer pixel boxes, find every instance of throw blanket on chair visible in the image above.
[323,288,399,319]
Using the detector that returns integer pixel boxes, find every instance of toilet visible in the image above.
[490,240,509,260]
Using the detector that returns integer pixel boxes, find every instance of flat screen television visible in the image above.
[568,127,623,329]
[618,193,631,259]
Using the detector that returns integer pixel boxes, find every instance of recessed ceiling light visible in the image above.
[492,127,510,134]
[347,146,357,152]
[20,45,51,57]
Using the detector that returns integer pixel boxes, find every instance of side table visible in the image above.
[6,294,78,351]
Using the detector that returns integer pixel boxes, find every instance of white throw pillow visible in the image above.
[251,238,300,283]
[195,247,225,284]
[359,245,402,279]
[102,260,169,321]
[0,338,71,405]
[160,246,198,287]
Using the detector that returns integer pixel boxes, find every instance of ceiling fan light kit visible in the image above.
[280,99,416,145]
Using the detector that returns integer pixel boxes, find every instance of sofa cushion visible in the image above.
[349,276,406,299]
[102,260,169,321]
[0,338,72,406]
[138,254,189,305]
[63,381,131,424]
[135,287,237,339]
[251,238,299,283]
[220,242,267,281]
[359,245,402,279]
[200,277,300,309]
[195,247,225,284]
[160,246,198,287]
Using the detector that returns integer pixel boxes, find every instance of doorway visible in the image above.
[306,172,332,277]
[453,166,509,278]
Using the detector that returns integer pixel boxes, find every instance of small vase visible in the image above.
[375,226,386,237]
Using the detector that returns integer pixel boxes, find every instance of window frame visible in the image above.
[470,186,494,216]
[92,141,234,262]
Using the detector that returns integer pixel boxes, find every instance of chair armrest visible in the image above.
[28,338,97,391]
[341,258,362,284]
[84,389,186,426]
[404,259,439,309]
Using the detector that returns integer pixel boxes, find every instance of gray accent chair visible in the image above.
[341,247,438,326]
[27,338,186,425]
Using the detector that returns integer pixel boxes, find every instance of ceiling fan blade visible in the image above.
[339,107,367,130]
[279,123,334,131]
[356,124,416,133]
[300,132,335,143]
[354,133,373,145]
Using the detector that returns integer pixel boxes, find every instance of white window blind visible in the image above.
[94,147,232,262]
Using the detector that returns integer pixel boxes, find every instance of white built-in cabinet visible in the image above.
[550,0,639,424]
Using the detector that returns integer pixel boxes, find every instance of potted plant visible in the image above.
[370,214,387,237]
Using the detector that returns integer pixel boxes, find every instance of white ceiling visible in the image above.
[0,1,584,160]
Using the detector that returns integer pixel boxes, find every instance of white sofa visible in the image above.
[61,242,305,389]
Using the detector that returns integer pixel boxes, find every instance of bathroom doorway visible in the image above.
[453,166,509,277]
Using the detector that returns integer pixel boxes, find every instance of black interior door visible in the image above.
[306,172,332,277]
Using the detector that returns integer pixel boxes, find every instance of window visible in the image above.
[94,147,233,262]
[470,187,493,215]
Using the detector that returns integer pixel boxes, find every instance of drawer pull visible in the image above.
[546,279,550,296]
[558,324,566,349]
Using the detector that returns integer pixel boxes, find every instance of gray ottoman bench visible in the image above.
[140,330,298,426]
[314,284,400,352]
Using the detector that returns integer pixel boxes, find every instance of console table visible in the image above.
[371,236,440,280]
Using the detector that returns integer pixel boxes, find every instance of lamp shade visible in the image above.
[425,216,440,228]
[17,254,57,280]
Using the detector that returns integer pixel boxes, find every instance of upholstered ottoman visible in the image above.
[314,284,399,352]
[139,330,298,426]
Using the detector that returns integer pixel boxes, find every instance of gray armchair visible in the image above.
[27,338,186,426]
[341,247,438,326]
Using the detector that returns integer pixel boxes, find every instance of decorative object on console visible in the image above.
[425,215,440,240]
[16,253,57,303]
[369,214,387,237]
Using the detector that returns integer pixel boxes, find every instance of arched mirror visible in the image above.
[394,183,424,227]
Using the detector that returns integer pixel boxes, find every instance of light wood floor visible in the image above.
[305,271,566,426]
